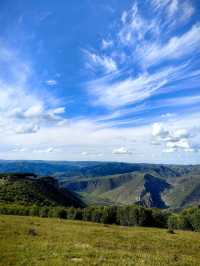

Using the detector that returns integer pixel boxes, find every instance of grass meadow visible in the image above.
[0,215,200,266]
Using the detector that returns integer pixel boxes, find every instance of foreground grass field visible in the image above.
[0,215,200,266]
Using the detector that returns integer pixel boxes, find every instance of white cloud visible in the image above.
[24,105,43,118]
[12,146,27,153]
[0,110,199,162]
[152,0,194,23]
[33,147,55,153]
[168,0,178,17]
[162,148,176,153]
[166,138,192,150]
[85,0,199,114]
[117,0,197,69]
[180,1,195,22]
[152,123,169,139]
[45,79,57,86]
[89,65,182,108]
[0,44,65,136]
[15,124,40,134]
[81,151,103,157]
[112,146,132,155]
[142,24,200,65]
[161,113,175,118]
[152,0,170,10]
[0,1,199,164]
[51,107,65,114]
[102,39,113,49]
[85,50,118,73]
[121,11,128,24]
[81,151,89,156]
[152,122,198,153]
[119,2,152,45]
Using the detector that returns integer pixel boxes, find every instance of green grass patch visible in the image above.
[0,215,200,266]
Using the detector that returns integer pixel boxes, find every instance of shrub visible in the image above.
[151,209,169,228]
[167,229,175,234]
[29,205,40,217]
[67,207,78,220]
[82,207,93,221]
[168,214,180,230]
[57,208,67,219]
[190,209,200,231]
[27,228,37,236]
[91,208,103,223]
[39,207,49,217]
[101,206,117,224]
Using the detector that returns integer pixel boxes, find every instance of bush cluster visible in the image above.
[168,206,200,231]
[0,204,168,227]
[0,203,199,231]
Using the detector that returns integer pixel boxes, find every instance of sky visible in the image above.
[0,0,200,164]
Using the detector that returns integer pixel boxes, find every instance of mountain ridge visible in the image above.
[0,160,200,209]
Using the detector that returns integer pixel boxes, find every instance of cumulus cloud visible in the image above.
[152,122,198,153]
[33,147,55,153]
[112,146,132,155]
[0,43,65,137]
[81,151,103,157]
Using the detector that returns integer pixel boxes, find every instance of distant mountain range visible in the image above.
[0,160,200,209]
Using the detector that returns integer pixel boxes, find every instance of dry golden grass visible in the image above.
[0,215,200,265]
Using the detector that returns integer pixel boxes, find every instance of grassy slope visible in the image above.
[100,173,144,204]
[164,175,200,209]
[64,172,146,206]
[0,215,200,266]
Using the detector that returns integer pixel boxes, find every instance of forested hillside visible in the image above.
[0,173,85,208]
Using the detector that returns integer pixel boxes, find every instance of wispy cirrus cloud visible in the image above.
[1,0,199,163]
[140,24,200,66]
[101,39,113,50]
[84,0,200,116]
[88,63,193,109]
[78,0,200,161]
[84,50,118,74]
[152,0,194,23]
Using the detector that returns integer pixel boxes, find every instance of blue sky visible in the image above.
[0,0,200,163]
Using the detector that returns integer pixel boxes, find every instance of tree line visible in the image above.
[0,203,199,231]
